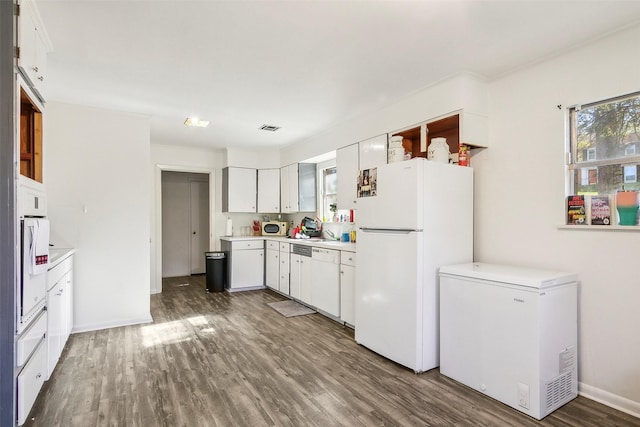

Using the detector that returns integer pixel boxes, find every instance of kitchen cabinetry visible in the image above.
[278,242,290,295]
[257,169,280,213]
[222,239,264,291]
[359,134,387,170]
[18,0,51,102]
[290,246,312,302]
[336,143,358,210]
[46,254,73,379]
[280,163,317,213]
[280,164,298,213]
[222,167,257,213]
[17,338,47,426]
[389,112,488,162]
[311,248,340,317]
[340,251,356,326]
[265,241,280,290]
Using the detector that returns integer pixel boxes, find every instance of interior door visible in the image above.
[190,180,209,274]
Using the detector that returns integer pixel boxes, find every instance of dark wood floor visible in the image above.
[25,275,640,427]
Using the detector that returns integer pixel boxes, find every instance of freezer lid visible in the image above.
[439,262,578,289]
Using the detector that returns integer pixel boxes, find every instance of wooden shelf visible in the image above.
[20,87,43,183]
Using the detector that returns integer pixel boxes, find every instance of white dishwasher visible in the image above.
[311,247,340,317]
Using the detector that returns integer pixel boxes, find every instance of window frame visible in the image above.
[567,91,640,195]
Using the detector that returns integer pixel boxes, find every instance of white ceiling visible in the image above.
[36,0,640,151]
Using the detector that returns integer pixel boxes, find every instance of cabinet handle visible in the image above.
[37,76,44,81]
[36,373,42,379]
[32,66,39,72]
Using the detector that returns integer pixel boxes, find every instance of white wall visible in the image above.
[474,24,640,416]
[45,102,152,332]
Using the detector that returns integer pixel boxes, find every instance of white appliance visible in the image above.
[355,158,473,373]
[439,263,578,420]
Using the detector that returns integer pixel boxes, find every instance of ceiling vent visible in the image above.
[260,124,280,132]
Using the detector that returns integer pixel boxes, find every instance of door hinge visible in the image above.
[15,4,20,17]
[15,46,20,60]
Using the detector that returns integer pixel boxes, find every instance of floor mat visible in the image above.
[267,300,315,318]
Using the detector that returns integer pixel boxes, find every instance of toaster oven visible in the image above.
[261,221,287,236]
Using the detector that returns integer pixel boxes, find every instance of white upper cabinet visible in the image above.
[336,143,358,210]
[222,167,257,213]
[257,169,280,213]
[359,134,387,170]
[18,0,51,102]
[280,164,299,213]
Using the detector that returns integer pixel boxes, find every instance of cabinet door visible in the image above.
[46,281,64,378]
[288,164,299,212]
[17,340,47,426]
[280,166,290,213]
[279,251,290,295]
[289,254,301,299]
[359,134,387,170]
[64,269,73,340]
[340,264,356,325]
[298,256,312,305]
[18,0,48,100]
[336,143,359,210]
[257,169,280,213]
[224,167,257,213]
[265,248,279,289]
[230,249,264,289]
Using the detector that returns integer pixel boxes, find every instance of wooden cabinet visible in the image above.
[222,167,257,213]
[18,0,50,102]
[225,240,264,290]
[389,113,488,162]
[359,134,387,170]
[336,143,358,210]
[257,169,280,213]
[340,251,356,326]
[19,84,43,182]
[280,164,298,213]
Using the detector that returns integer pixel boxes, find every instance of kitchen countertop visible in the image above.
[48,248,75,269]
[220,236,356,252]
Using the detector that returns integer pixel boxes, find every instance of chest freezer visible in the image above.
[439,262,578,420]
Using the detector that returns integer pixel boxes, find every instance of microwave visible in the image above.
[261,221,287,236]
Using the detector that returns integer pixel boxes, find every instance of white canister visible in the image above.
[388,146,405,163]
[427,137,450,163]
[388,135,403,148]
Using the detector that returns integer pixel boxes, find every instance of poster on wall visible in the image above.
[357,168,377,198]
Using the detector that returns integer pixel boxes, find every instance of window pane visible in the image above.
[574,94,640,163]
[573,164,640,194]
[324,167,337,195]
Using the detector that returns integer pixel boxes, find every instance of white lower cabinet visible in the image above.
[279,243,290,295]
[290,253,311,303]
[227,240,264,290]
[17,340,47,426]
[265,247,279,290]
[340,251,356,326]
[46,255,74,380]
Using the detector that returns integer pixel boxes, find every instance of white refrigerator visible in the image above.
[355,158,473,373]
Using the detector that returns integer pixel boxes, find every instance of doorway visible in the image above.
[161,171,209,277]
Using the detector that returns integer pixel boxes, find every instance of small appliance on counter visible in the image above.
[301,217,322,237]
[261,221,287,236]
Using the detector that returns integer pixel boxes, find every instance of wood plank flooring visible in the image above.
[25,275,640,426]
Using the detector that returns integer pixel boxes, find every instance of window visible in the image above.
[320,166,337,222]
[568,91,640,195]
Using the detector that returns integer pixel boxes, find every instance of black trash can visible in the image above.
[205,252,226,292]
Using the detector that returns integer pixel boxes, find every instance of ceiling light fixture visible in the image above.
[184,117,210,128]
[260,124,280,132]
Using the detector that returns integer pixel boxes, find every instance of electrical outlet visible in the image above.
[518,382,530,409]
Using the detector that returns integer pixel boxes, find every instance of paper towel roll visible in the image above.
[225,217,233,236]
